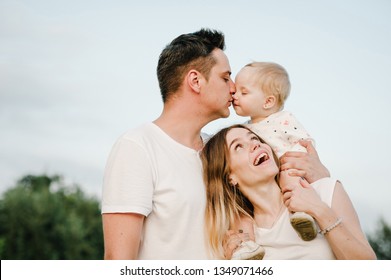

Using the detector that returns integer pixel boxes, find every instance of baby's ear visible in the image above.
[263,95,276,109]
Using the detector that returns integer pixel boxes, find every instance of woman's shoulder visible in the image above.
[311,177,338,207]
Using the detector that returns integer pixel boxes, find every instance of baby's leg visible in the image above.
[279,170,317,241]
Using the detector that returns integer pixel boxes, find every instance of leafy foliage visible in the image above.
[1,173,389,260]
[0,174,103,259]
[368,218,391,260]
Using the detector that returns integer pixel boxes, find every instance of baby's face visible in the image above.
[232,67,267,119]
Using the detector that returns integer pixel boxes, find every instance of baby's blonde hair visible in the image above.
[246,62,291,110]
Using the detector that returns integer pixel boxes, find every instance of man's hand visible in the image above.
[280,140,330,183]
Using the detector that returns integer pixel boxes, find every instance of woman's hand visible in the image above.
[222,230,250,259]
[282,178,325,216]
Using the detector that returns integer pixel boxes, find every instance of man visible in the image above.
[101,28,235,259]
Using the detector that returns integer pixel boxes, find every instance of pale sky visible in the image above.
[1,0,390,234]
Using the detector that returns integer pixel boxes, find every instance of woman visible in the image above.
[200,124,376,259]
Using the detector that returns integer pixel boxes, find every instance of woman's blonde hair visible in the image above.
[246,61,291,110]
[200,124,279,259]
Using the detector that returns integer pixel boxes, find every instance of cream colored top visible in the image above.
[254,178,337,259]
[247,110,314,158]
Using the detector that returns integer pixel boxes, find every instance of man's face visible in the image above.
[200,49,235,120]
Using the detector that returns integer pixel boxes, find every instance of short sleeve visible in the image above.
[311,178,337,207]
[101,137,154,216]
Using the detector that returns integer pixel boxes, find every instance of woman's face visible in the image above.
[226,127,279,187]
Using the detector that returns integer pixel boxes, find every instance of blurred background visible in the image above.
[1,0,390,259]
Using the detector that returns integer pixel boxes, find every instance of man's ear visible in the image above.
[187,70,201,93]
[263,95,276,109]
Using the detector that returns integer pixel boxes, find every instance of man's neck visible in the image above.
[154,105,207,151]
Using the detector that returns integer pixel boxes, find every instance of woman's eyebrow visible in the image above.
[228,137,240,150]
[228,131,253,149]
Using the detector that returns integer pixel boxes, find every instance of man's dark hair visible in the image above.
[157,28,225,102]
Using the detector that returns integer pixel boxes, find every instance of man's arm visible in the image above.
[102,213,144,259]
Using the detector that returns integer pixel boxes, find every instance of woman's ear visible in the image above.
[229,175,238,187]
[263,95,276,109]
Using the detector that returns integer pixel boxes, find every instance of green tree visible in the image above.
[368,218,391,260]
[0,174,103,259]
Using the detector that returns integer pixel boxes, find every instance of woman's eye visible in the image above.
[234,144,242,151]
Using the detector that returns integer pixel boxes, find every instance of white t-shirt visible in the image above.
[254,178,337,260]
[101,123,209,259]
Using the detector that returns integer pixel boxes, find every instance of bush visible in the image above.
[0,174,103,259]
[368,218,391,260]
